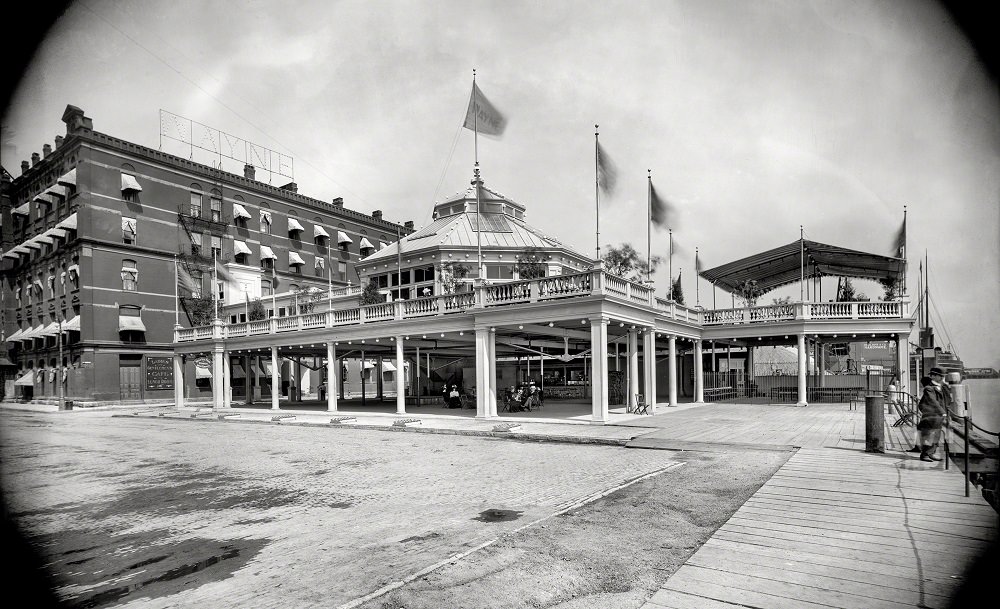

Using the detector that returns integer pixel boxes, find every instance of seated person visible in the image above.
[448,385,461,408]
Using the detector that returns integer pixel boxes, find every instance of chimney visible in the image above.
[61,105,93,135]
[279,181,297,193]
[54,135,64,148]
[372,210,382,220]
[31,152,40,166]
[332,197,344,207]
[42,144,52,158]
[243,164,256,180]
[404,221,414,230]
[21,161,29,174]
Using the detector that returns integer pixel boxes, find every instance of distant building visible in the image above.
[1,105,411,404]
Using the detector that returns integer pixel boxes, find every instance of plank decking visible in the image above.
[639,404,998,609]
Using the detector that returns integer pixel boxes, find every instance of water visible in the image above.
[966,378,1000,436]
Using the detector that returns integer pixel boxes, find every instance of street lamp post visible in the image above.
[58,317,64,409]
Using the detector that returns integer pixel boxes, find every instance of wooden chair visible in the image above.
[633,393,649,415]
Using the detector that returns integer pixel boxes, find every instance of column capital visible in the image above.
[587,315,610,326]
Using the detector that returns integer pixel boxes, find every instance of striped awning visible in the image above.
[13,203,30,216]
[57,168,77,187]
[118,316,146,332]
[287,218,305,233]
[14,371,34,387]
[62,315,81,332]
[40,322,61,337]
[56,213,78,230]
[314,225,330,239]
[260,246,277,260]
[120,173,143,192]
[233,240,252,256]
[232,203,252,220]
[288,251,306,266]
[337,231,353,245]
[359,237,374,250]
[698,239,906,294]
[6,328,24,342]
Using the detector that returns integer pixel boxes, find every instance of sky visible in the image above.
[2,0,998,367]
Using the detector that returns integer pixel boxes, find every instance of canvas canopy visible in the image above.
[698,239,904,294]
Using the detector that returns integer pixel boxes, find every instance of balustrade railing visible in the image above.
[173,274,909,342]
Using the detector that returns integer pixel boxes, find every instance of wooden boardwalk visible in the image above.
[639,403,998,609]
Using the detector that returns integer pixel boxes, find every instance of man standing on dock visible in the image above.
[916,367,950,462]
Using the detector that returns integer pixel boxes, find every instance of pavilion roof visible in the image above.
[698,239,904,294]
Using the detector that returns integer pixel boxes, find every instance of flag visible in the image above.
[463,83,507,137]
[178,264,198,296]
[891,216,906,258]
[649,181,676,229]
[597,142,617,196]
[695,250,703,273]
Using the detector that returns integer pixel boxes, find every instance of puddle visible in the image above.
[75,547,244,608]
[30,528,269,609]
[473,508,524,523]
[399,532,441,543]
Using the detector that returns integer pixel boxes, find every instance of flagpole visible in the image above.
[173,254,179,326]
[595,125,601,261]
[647,170,652,282]
[327,239,333,311]
[668,229,673,300]
[271,264,276,315]
[213,248,219,321]
[799,225,804,302]
[902,205,907,298]
[695,247,699,307]
[473,69,483,280]
[397,225,403,299]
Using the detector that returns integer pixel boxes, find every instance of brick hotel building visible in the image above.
[1,105,411,404]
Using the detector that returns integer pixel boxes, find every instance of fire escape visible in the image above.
[177,167,232,325]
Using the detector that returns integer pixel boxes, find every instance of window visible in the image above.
[14,286,21,308]
[211,235,222,257]
[121,260,138,291]
[122,217,136,245]
[210,194,222,222]
[261,279,272,297]
[339,262,347,281]
[260,210,272,234]
[118,306,145,343]
[391,270,411,286]
[314,257,325,277]
[260,257,273,271]
[217,281,225,302]
[190,192,203,217]
[278,307,287,317]
[47,275,55,299]
[486,264,514,280]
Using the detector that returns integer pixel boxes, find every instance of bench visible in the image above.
[810,387,865,404]
[704,387,737,402]
[770,387,799,402]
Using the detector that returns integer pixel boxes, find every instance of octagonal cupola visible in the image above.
[431,166,526,221]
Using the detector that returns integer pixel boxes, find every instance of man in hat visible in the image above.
[916,367,951,462]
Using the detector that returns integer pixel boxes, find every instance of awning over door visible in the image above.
[14,371,34,386]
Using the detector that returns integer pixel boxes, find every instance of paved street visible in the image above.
[0,410,682,608]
